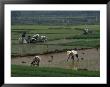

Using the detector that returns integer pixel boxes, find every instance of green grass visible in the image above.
[11,25,99,30]
[11,65,100,77]
[61,39,100,47]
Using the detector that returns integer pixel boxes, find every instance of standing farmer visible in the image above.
[21,32,27,44]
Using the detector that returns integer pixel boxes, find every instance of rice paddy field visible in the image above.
[11,24,100,56]
[11,24,100,77]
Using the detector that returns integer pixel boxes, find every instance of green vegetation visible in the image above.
[11,65,100,77]
[11,12,100,77]
[11,11,100,25]
[11,25,100,56]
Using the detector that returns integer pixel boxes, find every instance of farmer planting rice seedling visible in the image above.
[30,56,41,67]
[11,11,100,77]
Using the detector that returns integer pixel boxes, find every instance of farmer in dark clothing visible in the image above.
[21,32,26,44]
[22,32,26,37]
[27,36,31,43]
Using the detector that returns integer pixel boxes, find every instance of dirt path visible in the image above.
[11,48,100,71]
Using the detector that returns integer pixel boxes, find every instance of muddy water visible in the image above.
[11,48,100,71]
